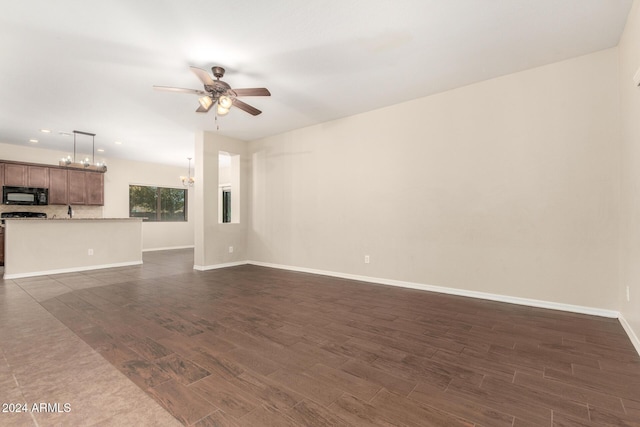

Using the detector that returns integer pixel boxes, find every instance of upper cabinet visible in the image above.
[0,160,104,206]
[2,164,48,187]
[48,168,68,205]
[4,163,27,186]
[28,166,49,188]
[86,172,104,206]
[68,170,88,205]
[67,170,104,205]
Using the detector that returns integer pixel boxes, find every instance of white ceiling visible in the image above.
[0,0,632,167]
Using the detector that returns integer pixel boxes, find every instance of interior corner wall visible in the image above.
[618,0,640,341]
[194,131,248,269]
[247,48,621,311]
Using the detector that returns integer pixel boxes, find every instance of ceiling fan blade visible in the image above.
[153,86,206,96]
[232,88,271,97]
[196,105,209,113]
[190,66,215,86]
[232,98,262,116]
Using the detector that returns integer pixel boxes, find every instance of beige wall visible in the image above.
[0,142,194,250]
[4,218,142,278]
[618,0,640,342]
[193,131,248,269]
[248,48,621,310]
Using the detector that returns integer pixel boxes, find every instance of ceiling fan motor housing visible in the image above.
[205,80,232,98]
[212,66,226,79]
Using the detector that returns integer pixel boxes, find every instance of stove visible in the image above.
[1,212,47,224]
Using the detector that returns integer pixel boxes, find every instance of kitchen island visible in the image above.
[2,217,143,279]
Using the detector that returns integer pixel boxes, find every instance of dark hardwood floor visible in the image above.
[18,250,640,426]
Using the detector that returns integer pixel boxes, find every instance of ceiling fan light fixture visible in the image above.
[198,95,213,110]
[218,95,233,109]
[217,104,229,116]
[157,65,270,117]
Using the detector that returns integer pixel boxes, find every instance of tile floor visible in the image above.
[1,249,640,426]
[0,254,183,426]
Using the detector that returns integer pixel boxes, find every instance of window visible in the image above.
[222,187,231,223]
[129,185,187,222]
[219,151,240,223]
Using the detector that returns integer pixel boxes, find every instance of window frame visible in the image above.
[128,185,188,222]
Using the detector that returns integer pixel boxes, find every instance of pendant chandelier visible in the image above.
[181,157,195,187]
[59,130,107,172]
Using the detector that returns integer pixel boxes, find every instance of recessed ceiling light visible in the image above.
[97,148,105,152]
[28,139,38,143]
[59,131,72,136]
[40,129,51,133]
[114,141,122,145]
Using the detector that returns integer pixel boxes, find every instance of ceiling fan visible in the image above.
[154,66,271,116]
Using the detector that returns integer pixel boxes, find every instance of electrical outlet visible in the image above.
[627,286,631,302]
[88,249,94,256]
[229,246,234,253]
[364,255,370,264]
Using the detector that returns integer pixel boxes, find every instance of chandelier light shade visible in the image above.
[217,104,229,116]
[218,95,233,109]
[198,95,213,110]
[197,93,238,120]
[181,157,195,187]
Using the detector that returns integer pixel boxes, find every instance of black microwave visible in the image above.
[2,186,49,205]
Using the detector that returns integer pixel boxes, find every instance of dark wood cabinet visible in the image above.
[27,166,49,188]
[0,161,104,206]
[67,170,104,206]
[4,163,27,186]
[68,170,87,205]
[86,172,104,205]
[3,164,49,188]
[48,168,68,205]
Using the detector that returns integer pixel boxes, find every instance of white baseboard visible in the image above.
[618,314,640,356]
[3,261,143,280]
[247,260,620,319]
[193,260,248,271]
[143,245,195,252]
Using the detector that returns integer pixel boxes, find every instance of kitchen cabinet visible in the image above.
[28,166,49,188]
[86,172,104,205]
[67,170,104,206]
[4,163,27,186]
[48,168,68,205]
[0,161,104,206]
[68,170,87,205]
[3,164,49,188]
